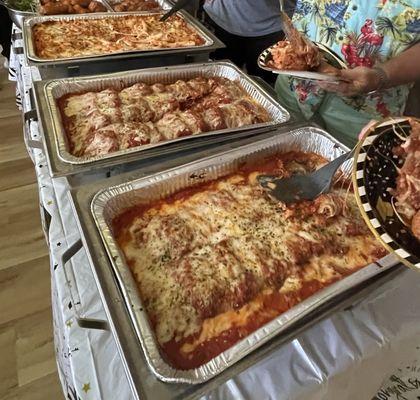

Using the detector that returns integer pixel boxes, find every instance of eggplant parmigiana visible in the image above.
[57,77,271,157]
[33,14,205,59]
[113,151,386,370]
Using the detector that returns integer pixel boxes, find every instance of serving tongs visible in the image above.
[258,149,355,205]
[258,3,346,82]
[280,10,320,61]
[160,0,193,21]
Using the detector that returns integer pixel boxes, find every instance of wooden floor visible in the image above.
[0,64,62,399]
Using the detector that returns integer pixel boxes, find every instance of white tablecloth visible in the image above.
[9,26,420,400]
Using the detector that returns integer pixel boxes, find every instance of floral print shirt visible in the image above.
[289,0,420,119]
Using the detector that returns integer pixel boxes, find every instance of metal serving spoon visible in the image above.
[258,149,355,205]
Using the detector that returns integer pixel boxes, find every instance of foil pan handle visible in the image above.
[22,110,42,164]
[22,110,37,163]
[11,32,22,41]
[60,239,109,331]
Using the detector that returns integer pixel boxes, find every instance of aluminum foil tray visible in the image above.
[90,126,395,384]
[4,0,112,29]
[23,11,214,63]
[35,0,112,15]
[40,61,290,165]
[104,0,172,11]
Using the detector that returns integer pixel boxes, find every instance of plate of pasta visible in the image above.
[353,117,420,269]
[258,13,346,82]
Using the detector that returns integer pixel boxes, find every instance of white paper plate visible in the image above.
[258,41,347,83]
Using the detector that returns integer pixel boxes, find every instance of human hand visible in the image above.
[318,66,384,97]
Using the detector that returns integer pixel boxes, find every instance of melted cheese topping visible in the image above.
[114,152,385,367]
[180,290,272,354]
[33,15,205,59]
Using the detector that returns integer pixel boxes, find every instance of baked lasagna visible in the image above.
[393,119,420,240]
[57,77,271,157]
[113,151,386,370]
[32,14,205,59]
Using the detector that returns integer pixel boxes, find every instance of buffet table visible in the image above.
[9,25,420,400]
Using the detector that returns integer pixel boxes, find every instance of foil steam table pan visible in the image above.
[4,5,36,30]
[89,126,396,384]
[38,61,290,166]
[38,0,113,12]
[104,0,172,11]
[4,0,112,29]
[23,10,215,64]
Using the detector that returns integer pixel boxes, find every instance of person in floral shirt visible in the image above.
[274,0,420,146]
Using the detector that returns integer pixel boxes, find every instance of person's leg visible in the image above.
[204,14,246,68]
[0,6,12,61]
[316,94,374,148]
[244,30,285,85]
